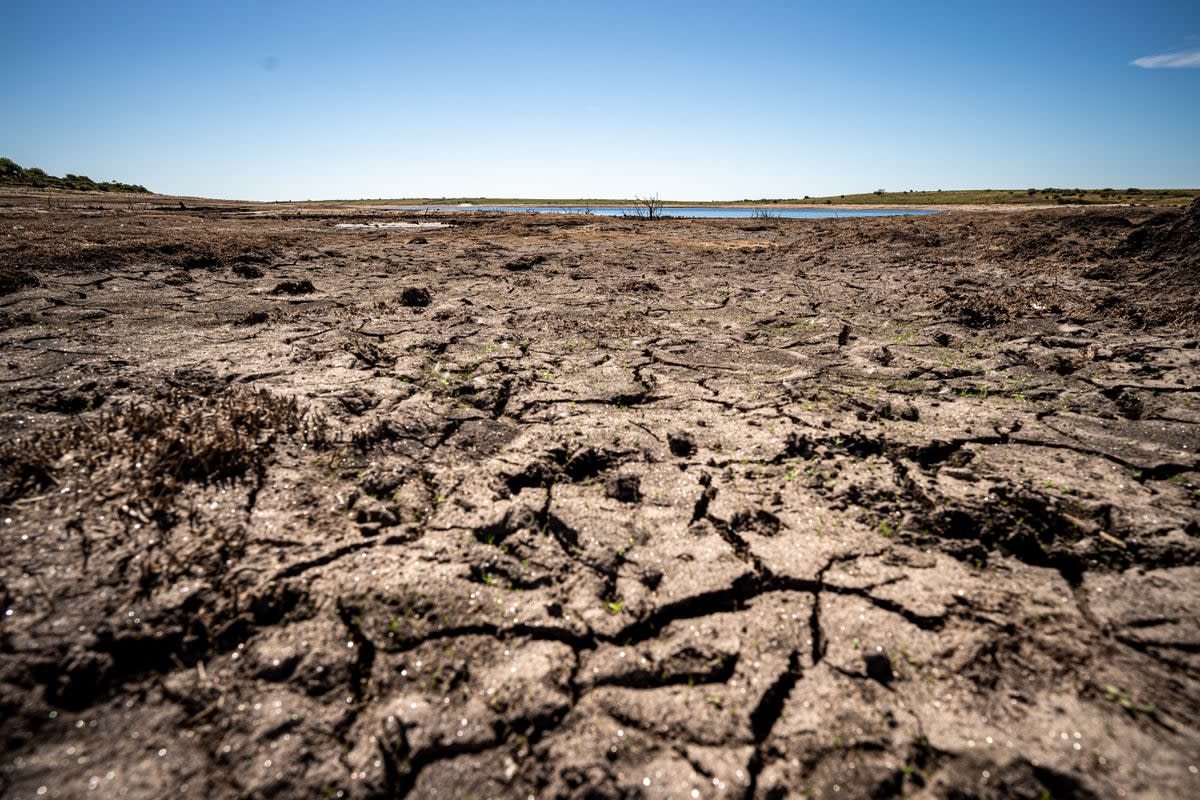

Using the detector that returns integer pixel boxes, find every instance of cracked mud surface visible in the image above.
[1,191,1199,799]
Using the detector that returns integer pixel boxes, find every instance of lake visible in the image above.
[379,205,940,219]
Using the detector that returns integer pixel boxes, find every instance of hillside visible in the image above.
[0,157,149,194]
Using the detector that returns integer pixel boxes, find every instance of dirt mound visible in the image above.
[1124,198,1199,265]
[998,210,1136,265]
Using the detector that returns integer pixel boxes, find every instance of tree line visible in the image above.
[0,157,149,193]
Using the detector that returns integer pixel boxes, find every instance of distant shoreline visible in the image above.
[334,188,1200,208]
[3,184,1195,210]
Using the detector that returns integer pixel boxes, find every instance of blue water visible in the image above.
[380,205,940,219]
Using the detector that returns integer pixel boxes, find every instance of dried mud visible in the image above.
[1,192,1199,799]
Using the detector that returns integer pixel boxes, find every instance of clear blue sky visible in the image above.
[2,0,1198,200]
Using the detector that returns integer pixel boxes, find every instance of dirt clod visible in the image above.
[233,263,264,278]
[400,286,432,307]
[668,431,697,457]
[863,651,894,686]
[270,278,315,295]
[503,254,547,271]
[604,473,641,503]
[235,310,270,326]
[0,267,40,295]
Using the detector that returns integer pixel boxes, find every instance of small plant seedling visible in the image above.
[1104,684,1156,713]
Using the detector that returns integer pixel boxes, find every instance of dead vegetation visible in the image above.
[0,388,319,517]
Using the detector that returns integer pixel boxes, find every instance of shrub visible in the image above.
[0,156,149,193]
[632,194,665,220]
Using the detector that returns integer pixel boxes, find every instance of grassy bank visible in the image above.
[795,187,1200,206]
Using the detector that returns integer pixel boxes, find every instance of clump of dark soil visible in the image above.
[502,253,547,271]
[235,310,270,326]
[0,266,39,294]
[233,263,264,278]
[668,431,697,456]
[0,189,1198,799]
[270,278,315,295]
[400,286,432,306]
[617,278,661,292]
[176,251,223,270]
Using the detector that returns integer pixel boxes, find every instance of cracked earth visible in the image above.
[1,191,1198,798]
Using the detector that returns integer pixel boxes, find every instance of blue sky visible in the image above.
[2,0,1198,200]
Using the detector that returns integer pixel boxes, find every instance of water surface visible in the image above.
[380,205,939,219]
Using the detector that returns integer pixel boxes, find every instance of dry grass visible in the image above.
[0,388,322,519]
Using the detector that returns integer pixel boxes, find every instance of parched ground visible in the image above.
[1,190,1198,799]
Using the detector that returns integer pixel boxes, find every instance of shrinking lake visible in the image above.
[381,205,940,219]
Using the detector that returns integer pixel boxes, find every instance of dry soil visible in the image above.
[1,191,1198,799]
